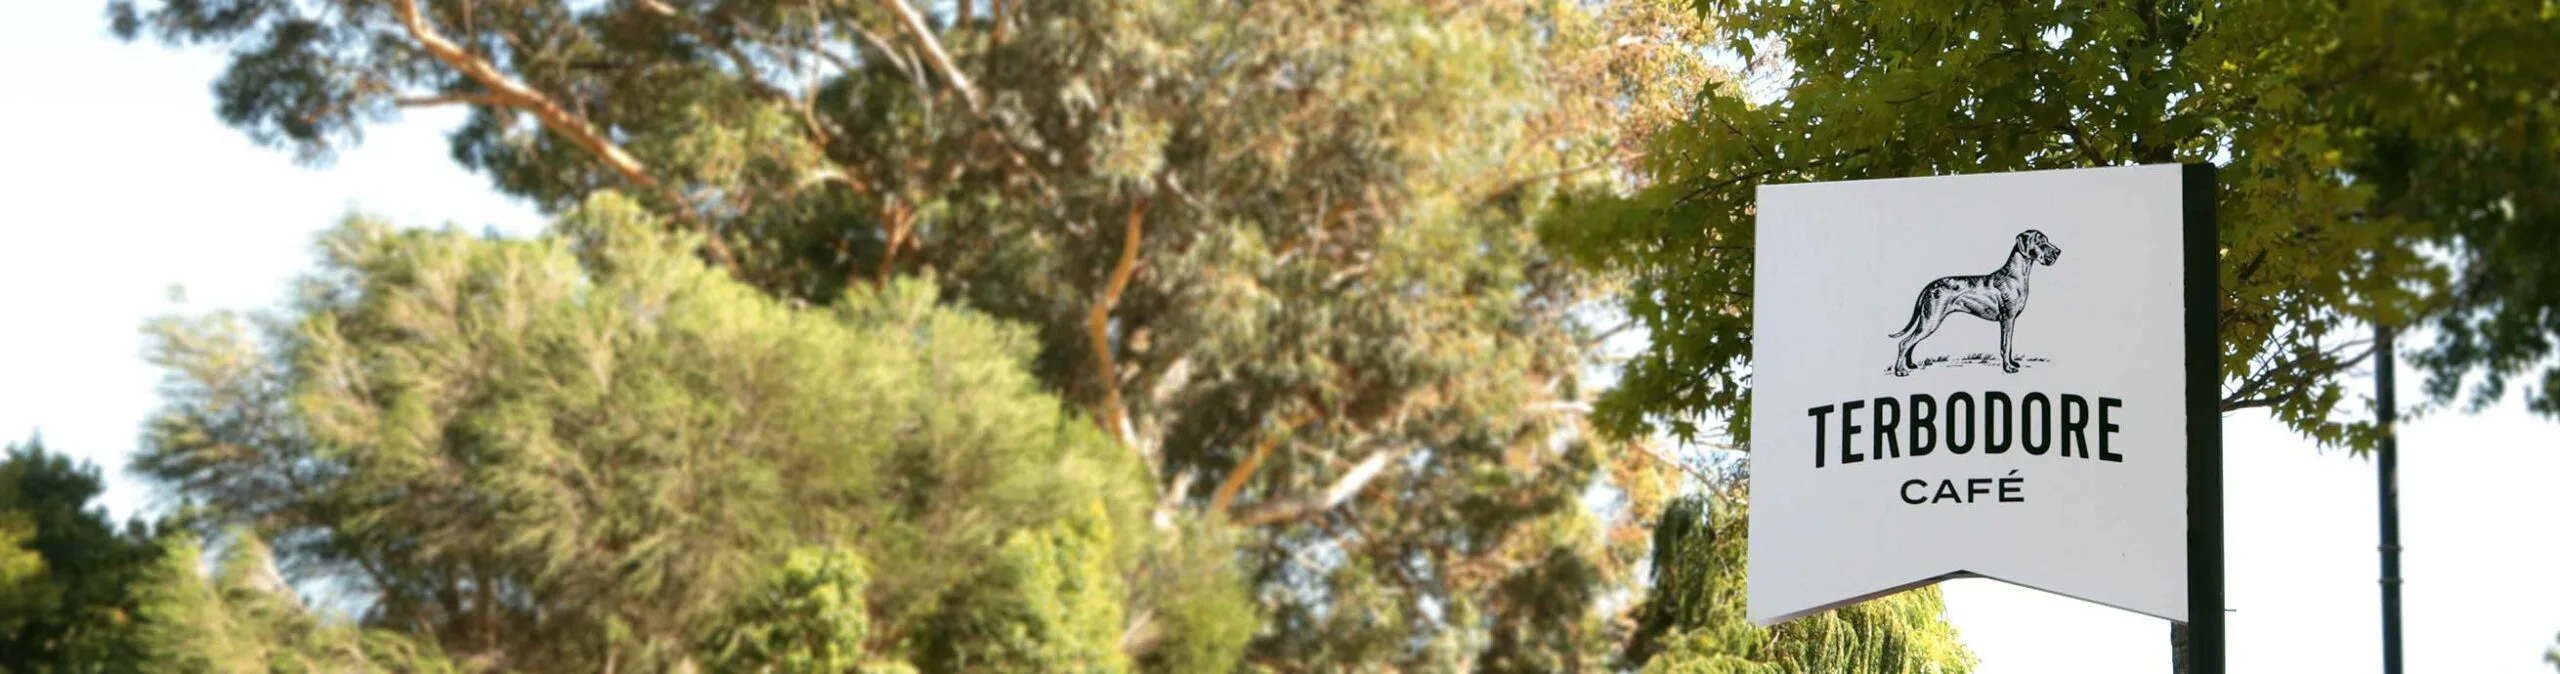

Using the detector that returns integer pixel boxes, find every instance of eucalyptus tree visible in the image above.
[112,0,1722,666]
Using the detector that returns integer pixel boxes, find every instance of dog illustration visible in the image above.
[1887,230,2063,376]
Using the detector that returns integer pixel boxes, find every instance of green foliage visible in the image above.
[0,511,53,643]
[0,441,448,673]
[2312,4,2560,418]
[136,196,1243,671]
[1537,0,2560,448]
[699,547,913,674]
[918,501,1129,673]
[0,438,163,672]
[129,533,453,673]
[111,0,1720,668]
[1125,522,1256,674]
[95,0,2553,669]
[1631,494,1973,674]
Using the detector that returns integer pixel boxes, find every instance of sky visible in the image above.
[6,3,2559,672]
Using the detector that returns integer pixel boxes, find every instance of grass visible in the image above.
[1883,352,2051,374]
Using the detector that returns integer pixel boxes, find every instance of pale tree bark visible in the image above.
[881,0,982,114]
[1237,445,1408,527]
[389,0,739,273]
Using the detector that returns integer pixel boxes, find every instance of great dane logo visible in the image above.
[1887,229,2063,376]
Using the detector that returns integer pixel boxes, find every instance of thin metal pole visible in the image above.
[2377,325,2404,674]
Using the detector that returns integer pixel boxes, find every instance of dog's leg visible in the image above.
[1891,317,1922,376]
[1999,318,2019,373]
[1892,305,1951,376]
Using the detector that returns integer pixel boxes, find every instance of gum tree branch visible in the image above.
[389,0,739,273]
[881,0,981,114]
[1088,199,1148,452]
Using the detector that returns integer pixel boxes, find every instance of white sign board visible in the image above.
[1747,164,2215,626]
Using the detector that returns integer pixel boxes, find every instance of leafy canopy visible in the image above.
[0,438,165,671]
[1632,493,1975,674]
[136,196,1247,671]
[1543,0,2560,447]
[108,0,1729,667]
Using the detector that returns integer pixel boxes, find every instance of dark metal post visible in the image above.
[2377,325,2404,674]
[2182,163,2225,674]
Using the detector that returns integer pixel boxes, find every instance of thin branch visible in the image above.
[1720,117,1772,164]
[874,201,912,289]
[2218,338,2379,412]
[990,0,1009,46]
[1210,409,1319,516]
[791,167,876,198]
[635,0,784,99]
[1527,400,1595,415]
[393,0,636,184]
[845,21,917,83]
[1676,148,1872,206]
[1152,468,1195,531]
[388,0,739,273]
[1626,441,1713,483]
[1088,199,1149,450]
[2057,120,2111,166]
[1474,151,1644,200]
[394,93,503,107]
[1580,318,1639,347]
[1238,445,1408,527]
[881,0,982,114]
[796,53,832,147]
[1885,88,1936,105]
[1119,608,1160,656]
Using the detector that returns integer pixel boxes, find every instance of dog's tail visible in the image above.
[1887,295,1927,338]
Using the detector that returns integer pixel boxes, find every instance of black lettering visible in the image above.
[1997,470,2024,503]
[1967,477,1992,502]
[1908,394,1938,457]
[1984,392,2013,454]
[1841,400,1866,464]
[1933,480,1960,503]
[1809,405,1836,468]
[1902,479,1928,504]
[2061,394,2091,459]
[2099,397,2124,462]
[2022,393,2052,456]
[1947,393,1976,454]
[1873,397,1902,459]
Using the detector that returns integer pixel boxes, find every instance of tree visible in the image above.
[1537,0,2499,449]
[110,0,1721,667]
[1541,1,2560,666]
[915,501,1129,673]
[1629,493,1974,673]
[695,546,912,674]
[135,200,1248,671]
[129,533,453,673]
[0,511,52,645]
[0,438,164,672]
[2303,3,2560,418]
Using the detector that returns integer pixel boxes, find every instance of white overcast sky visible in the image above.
[6,3,2558,672]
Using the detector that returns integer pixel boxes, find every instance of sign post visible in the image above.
[1745,164,2221,672]
[2183,164,2224,674]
